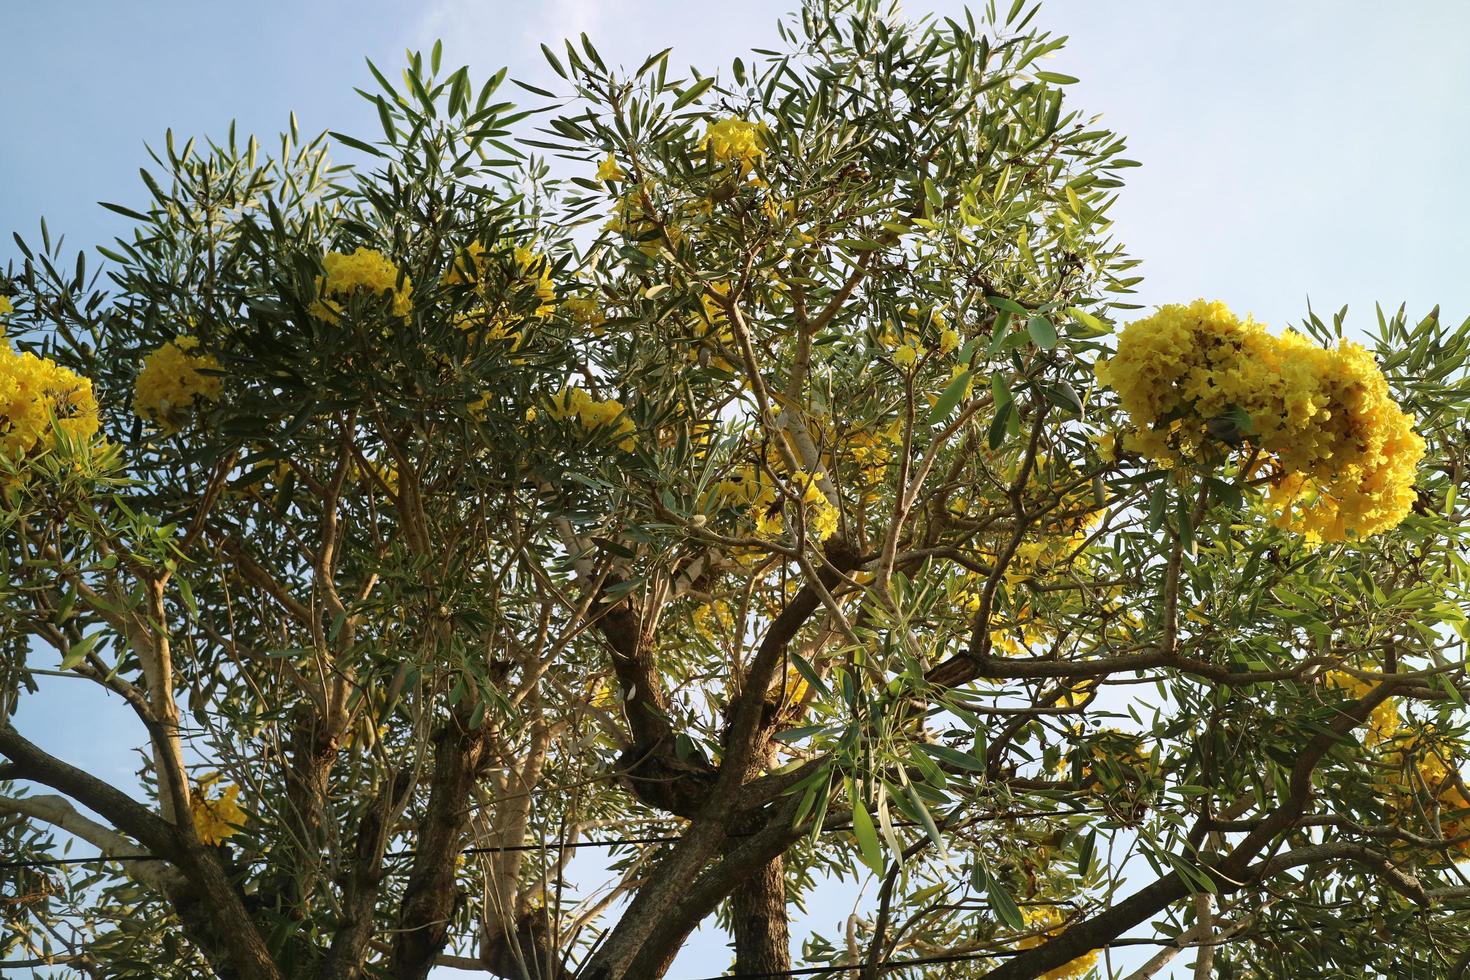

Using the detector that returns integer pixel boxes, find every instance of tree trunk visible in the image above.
[390,718,489,980]
[731,852,790,978]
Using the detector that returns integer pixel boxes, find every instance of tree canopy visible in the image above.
[4,2,1470,978]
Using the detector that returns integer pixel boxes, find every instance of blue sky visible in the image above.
[5,1,1470,976]
[6,0,1469,326]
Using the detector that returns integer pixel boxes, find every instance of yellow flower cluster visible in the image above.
[692,598,735,641]
[546,386,636,451]
[0,295,12,316]
[447,244,555,315]
[313,247,413,322]
[1327,677,1470,860]
[881,307,956,369]
[1324,670,1400,748]
[698,117,766,174]
[134,337,222,431]
[711,464,840,542]
[783,471,840,541]
[189,777,245,845]
[1016,907,1100,980]
[1095,300,1423,541]
[603,186,699,257]
[445,242,558,352]
[1380,729,1470,859]
[0,336,100,458]
[692,284,738,372]
[564,294,606,331]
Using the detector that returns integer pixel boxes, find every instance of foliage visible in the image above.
[3,2,1470,979]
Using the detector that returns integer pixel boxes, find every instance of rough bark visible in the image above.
[730,736,790,979]
[389,718,490,980]
[731,853,790,979]
[479,908,565,979]
[583,543,860,979]
[320,771,413,980]
[596,595,717,818]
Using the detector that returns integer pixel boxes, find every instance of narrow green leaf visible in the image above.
[672,76,716,110]
[973,862,1025,929]
[988,401,1013,450]
[60,632,103,670]
[329,132,385,158]
[850,791,884,875]
[986,295,1027,315]
[920,742,988,773]
[541,43,567,79]
[1078,829,1096,876]
[927,371,972,424]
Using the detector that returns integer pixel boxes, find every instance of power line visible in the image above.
[681,949,1004,978]
[0,808,1100,874]
[0,833,694,872]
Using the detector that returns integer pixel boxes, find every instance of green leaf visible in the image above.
[1043,381,1083,415]
[990,372,1013,409]
[988,400,1013,450]
[973,862,1025,930]
[541,43,567,79]
[98,201,151,222]
[1036,71,1081,84]
[772,724,828,744]
[1066,306,1110,336]
[1078,829,1097,876]
[927,371,972,424]
[637,47,673,78]
[905,784,944,850]
[986,295,1028,315]
[1146,481,1168,533]
[790,651,831,699]
[1028,315,1058,350]
[672,76,716,110]
[850,790,884,875]
[329,131,385,158]
[60,632,103,670]
[919,742,988,773]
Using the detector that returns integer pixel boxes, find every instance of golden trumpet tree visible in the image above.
[3,3,1470,979]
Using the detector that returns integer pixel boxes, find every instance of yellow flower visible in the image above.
[313,247,413,322]
[939,326,961,355]
[711,463,771,509]
[0,334,100,460]
[693,599,735,640]
[789,470,840,541]
[134,336,223,431]
[698,117,767,174]
[453,308,524,349]
[564,294,606,331]
[510,246,556,317]
[1096,300,1423,541]
[546,386,636,451]
[596,152,626,182]
[1325,670,1401,748]
[190,778,245,845]
[0,295,12,316]
[1017,907,1100,980]
[447,243,555,315]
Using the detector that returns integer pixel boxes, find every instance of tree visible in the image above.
[2,1,1468,977]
